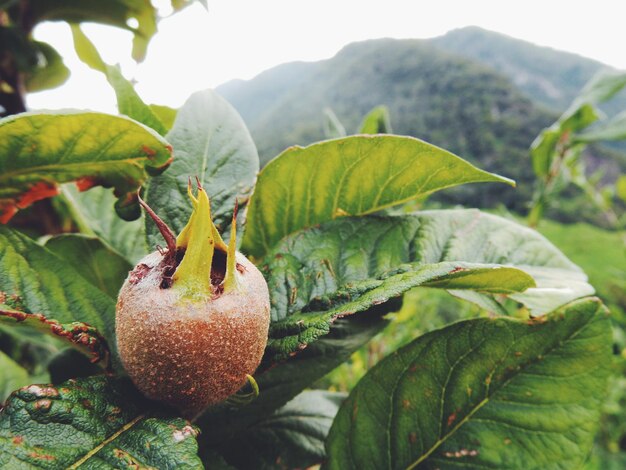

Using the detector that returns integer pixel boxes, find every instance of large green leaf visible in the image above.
[0,350,29,403]
[70,24,167,135]
[0,111,173,223]
[146,89,259,246]
[214,390,345,469]
[61,185,148,264]
[0,376,203,468]
[44,234,132,299]
[242,135,514,258]
[266,261,532,363]
[325,297,612,469]
[262,210,591,361]
[29,0,157,61]
[0,227,116,366]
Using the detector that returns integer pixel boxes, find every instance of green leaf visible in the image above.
[172,0,208,11]
[575,110,626,143]
[325,297,612,469]
[150,104,178,133]
[103,65,167,135]
[0,227,116,366]
[69,23,106,72]
[359,105,392,134]
[199,210,592,442]
[531,70,626,179]
[242,135,514,258]
[0,376,203,469]
[215,390,345,469]
[262,210,591,361]
[29,0,157,61]
[266,261,532,363]
[61,185,148,263]
[323,108,347,139]
[146,89,259,247]
[44,234,131,299]
[0,350,29,403]
[0,110,173,223]
[61,185,148,264]
[529,128,560,178]
[70,25,167,135]
[23,41,70,93]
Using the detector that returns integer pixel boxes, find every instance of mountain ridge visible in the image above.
[216,27,625,217]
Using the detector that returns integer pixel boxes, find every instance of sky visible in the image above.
[27,0,626,113]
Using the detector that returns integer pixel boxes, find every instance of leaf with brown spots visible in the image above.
[0,376,203,469]
[325,298,612,469]
[0,111,173,223]
[262,209,594,363]
[0,226,120,367]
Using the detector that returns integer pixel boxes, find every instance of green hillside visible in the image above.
[432,26,626,116]
[538,220,626,313]
[217,29,626,218]
[219,39,557,210]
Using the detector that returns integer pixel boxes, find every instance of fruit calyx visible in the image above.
[138,179,243,299]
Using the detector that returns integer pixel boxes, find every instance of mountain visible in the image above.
[216,29,625,215]
[431,26,621,113]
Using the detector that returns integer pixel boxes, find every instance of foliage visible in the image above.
[0,6,618,468]
[529,70,626,226]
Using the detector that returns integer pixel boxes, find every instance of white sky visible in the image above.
[27,0,626,114]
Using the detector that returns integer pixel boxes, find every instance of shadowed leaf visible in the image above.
[146,89,259,248]
[45,234,132,298]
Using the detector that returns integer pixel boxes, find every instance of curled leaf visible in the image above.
[0,297,110,369]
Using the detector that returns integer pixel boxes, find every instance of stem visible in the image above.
[137,191,176,255]
[223,200,240,292]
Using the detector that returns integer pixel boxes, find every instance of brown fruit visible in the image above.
[116,183,270,417]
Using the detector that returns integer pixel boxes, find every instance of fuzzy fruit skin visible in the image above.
[116,250,270,417]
